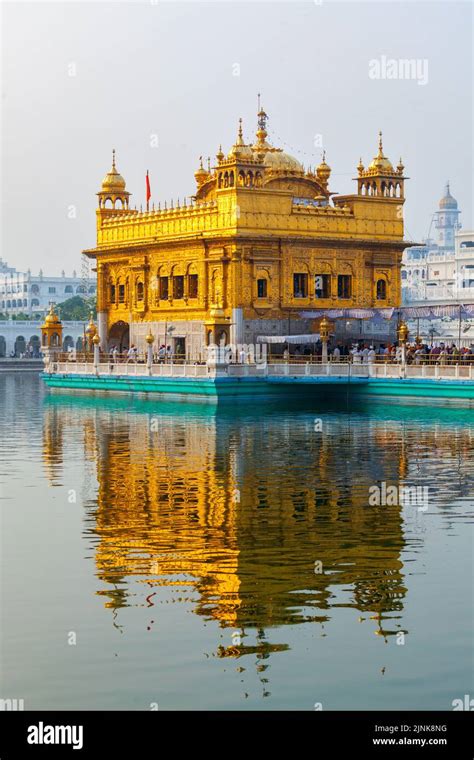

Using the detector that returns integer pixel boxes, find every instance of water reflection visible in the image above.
[42,394,474,658]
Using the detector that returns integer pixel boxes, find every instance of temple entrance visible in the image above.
[173,337,186,361]
[108,321,130,353]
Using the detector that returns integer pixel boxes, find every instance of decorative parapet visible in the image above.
[97,199,223,247]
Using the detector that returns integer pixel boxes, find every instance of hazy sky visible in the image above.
[2,1,473,275]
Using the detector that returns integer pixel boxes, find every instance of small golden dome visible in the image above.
[194,156,209,184]
[368,131,394,173]
[316,151,331,179]
[85,312,97,337]
[42,304,61,326]
[101,149,126,191]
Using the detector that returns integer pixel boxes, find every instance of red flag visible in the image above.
[146,170,151,209]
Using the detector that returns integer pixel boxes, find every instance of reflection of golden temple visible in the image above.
[41,401,419,638]
[41,397,474,656]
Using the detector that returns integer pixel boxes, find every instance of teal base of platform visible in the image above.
[41,372,474,402]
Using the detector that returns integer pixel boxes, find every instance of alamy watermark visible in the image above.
[369,482,429,512]
[369,56,429,86]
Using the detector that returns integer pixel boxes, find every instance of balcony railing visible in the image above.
[45,354,474,382]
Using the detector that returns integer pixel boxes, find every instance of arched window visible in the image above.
[376,279,387,300]
[238,171,245,187]
[31,299,40,307]
[31,284,39,295]
[88,286,95,294]
[76,286,86,294]
[137,281,144,301]
[64,285,73,293]
[228,171,235,187]
[110,284,116,303]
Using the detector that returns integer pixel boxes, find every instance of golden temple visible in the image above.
[84,106,409,357]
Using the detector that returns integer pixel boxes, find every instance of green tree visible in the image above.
[57,296,96,321]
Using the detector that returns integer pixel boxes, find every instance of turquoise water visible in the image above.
[1,373,473,710]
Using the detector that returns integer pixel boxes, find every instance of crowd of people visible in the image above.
[108,344,182,363]
[72,339,474,366]
[327,341,474,364]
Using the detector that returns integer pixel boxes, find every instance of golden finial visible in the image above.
[216,144,224,162]
[238,118,243,141]
[199,155,203,169]
[322,150,326,163]
[378,130,384,157]
[207,157,211,171]
[112,148,116,170]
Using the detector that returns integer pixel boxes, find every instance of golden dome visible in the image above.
[85,312,97,337]
[194,156,209,184]
[101,149,126,192]
[368,131,394,173]
[316,151,331,179]
[262,149,304,174]
[43,304,61,326]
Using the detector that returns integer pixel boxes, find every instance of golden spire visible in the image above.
[236,118,245,146]
[216,144,224,163]
[378,130,384,157]
[112,148,116,170]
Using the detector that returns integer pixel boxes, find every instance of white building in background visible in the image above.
[402,184,474,303]
[0,260,96,317]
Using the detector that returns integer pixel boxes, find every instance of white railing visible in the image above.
[48,359,474,382]
[53,360,211,378]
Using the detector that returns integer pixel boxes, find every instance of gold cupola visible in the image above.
[355,131,406,199]
[367,131,394,174]
[41,303,63,351]
[97,150,130,210]
[194,156,209,188]
[316,151,331,189]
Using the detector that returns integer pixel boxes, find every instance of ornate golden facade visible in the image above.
[84,108,409,356]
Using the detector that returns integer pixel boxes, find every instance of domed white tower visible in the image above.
[434,182,461,250]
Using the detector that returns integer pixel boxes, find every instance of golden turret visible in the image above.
[194,156,209,188]
[41,303,63,350]
[316,151,331,189]
[97,149,130,210]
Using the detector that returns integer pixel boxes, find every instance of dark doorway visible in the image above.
[108,321,130,353]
